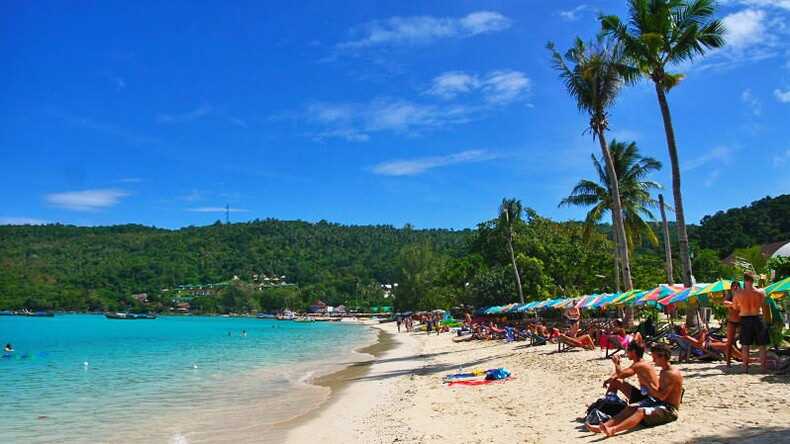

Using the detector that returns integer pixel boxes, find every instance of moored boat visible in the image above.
[105,312,157,320]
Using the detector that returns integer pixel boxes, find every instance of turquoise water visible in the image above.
[0,315,374,443]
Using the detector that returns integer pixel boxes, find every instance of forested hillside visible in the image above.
[1,195,787,313]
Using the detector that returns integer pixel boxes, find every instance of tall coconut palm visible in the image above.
[498,198,525,304]
[548,37,639,291]
[560,140,663,288]
[600,0,725,288]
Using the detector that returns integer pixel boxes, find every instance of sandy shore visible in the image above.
[286,322,790,444]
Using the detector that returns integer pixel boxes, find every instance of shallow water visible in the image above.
[0,314,374,443]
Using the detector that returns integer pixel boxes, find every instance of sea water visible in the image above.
[0,315,375,443]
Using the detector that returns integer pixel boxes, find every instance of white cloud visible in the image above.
[722,0,790,10]
[723,9,767,49]
[187,207,250,213]
[682,146,735,171]
[157,105,212,124]
[426,70,531,104]
[481,71,531,104]
[338,11,511,48]
[427,71,479,99]
[46,189,129,211]
[740,88,762,115]
[371,149,496,176]
[306,98,473,142]
[0,217,48,225]
[774,88,790,102]
[559,5,588,21]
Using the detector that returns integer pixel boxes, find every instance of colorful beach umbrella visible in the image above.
[764,276,790,299]
[692,279,732,298]
[637,284,682,306]
[659,284,709,306]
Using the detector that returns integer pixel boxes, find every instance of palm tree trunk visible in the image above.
[659,194,674,285]
[597,130,633,292]
[653,83,693,288]
[507,230,525,304]
[611,214,622,293]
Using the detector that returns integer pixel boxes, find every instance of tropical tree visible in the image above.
[498,198,525,304]
[560,139,662,289]
[548,37,639,291]
[600,0,725,288]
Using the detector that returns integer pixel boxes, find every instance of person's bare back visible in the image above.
[658,366,683,409]
[734,287,765,317]
[632,360,660,393]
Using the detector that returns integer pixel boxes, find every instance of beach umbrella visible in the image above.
[611,289,643,305]
[574,295,592,308]
[692,280,732,298]
[590,293,618,309]
[764,276,790,299]
[637,284,682,306]
[659,284,708,306]
[580,294,603,309]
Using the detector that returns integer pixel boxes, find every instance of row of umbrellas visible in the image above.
[479,276,790,315]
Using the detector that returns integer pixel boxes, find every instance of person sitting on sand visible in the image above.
[588,343,683,437]
[678,325,743,361]
[602,341,659,403]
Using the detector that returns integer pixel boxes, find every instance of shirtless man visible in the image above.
[588,343,683,437]
[725,272,770,372]
[602,341,659,404]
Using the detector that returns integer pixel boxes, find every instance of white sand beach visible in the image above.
[286,322,790,444]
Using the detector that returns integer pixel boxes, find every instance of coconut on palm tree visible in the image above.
[498,198,525,304]
[548,37,639,291]
[600,0,725,288]
[560,139,663,290]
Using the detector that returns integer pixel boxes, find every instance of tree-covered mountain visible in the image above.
[1,194,787,313]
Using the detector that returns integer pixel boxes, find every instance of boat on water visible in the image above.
[105,312,157,320]
[293,316,315,323]
[256,313,276,319]
[276,310,296,321]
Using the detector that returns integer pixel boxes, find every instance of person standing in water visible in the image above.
[4,343,13,352]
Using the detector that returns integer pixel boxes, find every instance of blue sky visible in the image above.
[1,1,789,229]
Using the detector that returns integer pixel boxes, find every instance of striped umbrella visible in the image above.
[692,279,732,297]
[592,293,618,309]
[575,295,593,308]
[637,284,683,306]
[659,284,709,306]
[764,276,790,299]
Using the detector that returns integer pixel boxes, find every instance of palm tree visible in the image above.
[600,0,725,288]
[560,140,662,289]
[548,37,639,291]
[498,198,525,304]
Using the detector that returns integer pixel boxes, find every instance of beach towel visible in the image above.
[448,378,511,387]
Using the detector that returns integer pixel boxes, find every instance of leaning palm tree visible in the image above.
[499,198,525,304]
[600,0,725,288]
[548,37,639,291]
[560,139,663,290]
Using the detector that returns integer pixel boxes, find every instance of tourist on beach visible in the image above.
[4,343,13,352]
[725,282,742,367]
[396,316,402,333]
[588,343,683,437]
[725,272,770,372]
[564,305,581,334]
[602,341,659,403]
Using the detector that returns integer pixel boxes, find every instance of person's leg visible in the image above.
[602,409,646,437]
[743,344,751,371]
[726,322,735,367]
[760,346,768,370]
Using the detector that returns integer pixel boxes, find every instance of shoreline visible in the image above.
[283,322,423,443]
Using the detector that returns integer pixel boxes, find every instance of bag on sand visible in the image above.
[584,408,611,425]
[586,394,626,417]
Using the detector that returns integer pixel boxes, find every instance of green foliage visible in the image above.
[695,195,790,257]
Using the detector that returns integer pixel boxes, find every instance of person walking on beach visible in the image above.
[588,343,683,437]
[396,316,402,333]
[726,272,770,372]
[603,341,659,403]
[724,281,742,367]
